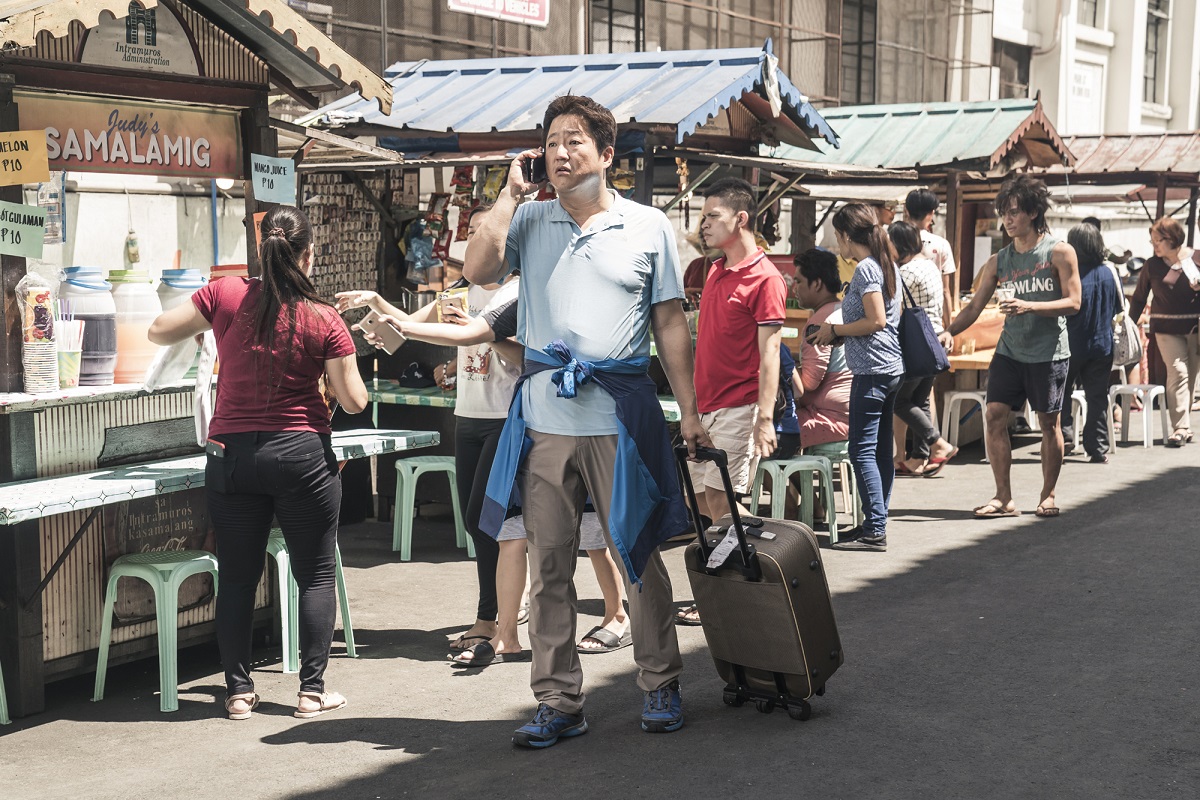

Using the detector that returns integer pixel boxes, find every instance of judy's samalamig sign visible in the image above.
[14,91,242,179]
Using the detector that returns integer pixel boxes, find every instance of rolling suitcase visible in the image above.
[676,445,843,720]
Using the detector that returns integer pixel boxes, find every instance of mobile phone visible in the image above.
[358,310,406,355]
[522,153,547,184]
[205,439,225,458]
[804,323,821,340]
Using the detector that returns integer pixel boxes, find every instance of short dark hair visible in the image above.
[905,188,939,220]
[888,221,923,261]
[995,174,1052,235]
[1082,216,1102,230]
[1067,223,1105,272]
[703,178,757,231]
[794,248,840,295]
[543,95,617,156]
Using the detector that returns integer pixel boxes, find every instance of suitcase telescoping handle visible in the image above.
[674,444,761,578]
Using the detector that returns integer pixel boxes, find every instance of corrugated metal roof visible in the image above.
[1043,133,1200,176]
[302,45,837,149]
[770,98,1071,172]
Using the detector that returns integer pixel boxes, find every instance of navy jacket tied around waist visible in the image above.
[480,340,690,584]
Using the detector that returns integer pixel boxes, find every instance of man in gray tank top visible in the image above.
[945,175,1081,519]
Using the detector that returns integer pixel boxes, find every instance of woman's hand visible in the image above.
[441,303,470,325]
[938,330,955,353]
[334,290,379,313]
[808,322,836,347]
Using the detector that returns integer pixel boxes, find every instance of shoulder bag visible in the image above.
[898,279,950,378]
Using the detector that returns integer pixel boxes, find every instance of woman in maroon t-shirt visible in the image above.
[149,206,367,721]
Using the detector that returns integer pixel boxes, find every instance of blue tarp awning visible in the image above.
[302,43,838,153]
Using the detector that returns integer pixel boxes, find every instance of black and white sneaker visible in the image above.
[831,533,887,552]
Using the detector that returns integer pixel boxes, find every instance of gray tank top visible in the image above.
[995,236,1070,363]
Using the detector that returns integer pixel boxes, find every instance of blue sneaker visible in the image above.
[641,681,684,733]
[512,703,589,748]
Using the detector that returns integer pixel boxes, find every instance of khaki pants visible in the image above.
[521,429,683,715]
[1156,331,1200,434]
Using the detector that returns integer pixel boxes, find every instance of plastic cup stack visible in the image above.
[56,300,86,389]
[21,282,59,394]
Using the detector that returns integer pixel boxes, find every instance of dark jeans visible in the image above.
[206,431,341,697]
[849,373,903,538]
[1060,353,1114,457]
[893,375,939,460]
[454,416,506,621]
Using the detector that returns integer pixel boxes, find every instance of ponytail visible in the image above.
[833,202,899,300]
[254,206,330,389]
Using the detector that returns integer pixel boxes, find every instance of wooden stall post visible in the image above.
[1187,186,1198,248]
[1155,175,1168,221]
[240,97,278,278]
[0,74,25,393]
[792,197,817,253]
[0,413,45,717]
[945,170,963,299]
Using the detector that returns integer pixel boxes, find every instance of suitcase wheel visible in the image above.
[754,698,775,714]
[786,700,812,721]
[722,687,746,707]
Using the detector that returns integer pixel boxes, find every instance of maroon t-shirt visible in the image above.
[192,278,355,436]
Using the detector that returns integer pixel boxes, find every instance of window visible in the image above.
[840,0,877,104]
[592,0,643,54]
[1079,0,1101,28]
[992,40,1031,99]
[1144,0,1169,105]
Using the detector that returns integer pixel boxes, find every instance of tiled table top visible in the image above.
[0,382,197,414]
[0,429,439,526]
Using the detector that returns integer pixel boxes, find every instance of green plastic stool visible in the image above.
[266,529,357,675]
[92,550,219,713]
[393,456,472,561]
[749,455,839,544]
[803,440,864,529]
[0,655,10,725]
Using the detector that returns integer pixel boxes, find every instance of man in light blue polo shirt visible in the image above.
[465,94,709,748]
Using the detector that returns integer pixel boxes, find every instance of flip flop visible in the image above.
[1034,504,1061,518]
[577,624,633,654]
[894,462,923,477]
[516,603,530,626]
[450,641,530,668]
[294,690,347,719]
[973,501,1020,519]
[447,633,491,651]
[674,604,702,626]
[922,448,960,478]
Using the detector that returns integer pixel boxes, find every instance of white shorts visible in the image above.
[497,511,608,550]
[688,403,760,495]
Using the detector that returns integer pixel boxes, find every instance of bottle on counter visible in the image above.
[59,267,117,386]
[109,269,162,385]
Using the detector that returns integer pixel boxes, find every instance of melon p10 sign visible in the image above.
[448,0,549,27]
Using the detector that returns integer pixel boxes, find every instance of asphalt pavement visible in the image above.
[3,424,1199,799]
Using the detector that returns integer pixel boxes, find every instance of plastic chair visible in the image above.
[0,655,10,725]
[1068,389,1087,451]
[1107,384,1169,449]
[749,455,839,544]
[803,440,863,528]
[393,456,471,560]
[266,529,357,674]
[941,390,990,458]
[93,550,219,713]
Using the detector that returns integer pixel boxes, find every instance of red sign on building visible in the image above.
[447,0,549,28]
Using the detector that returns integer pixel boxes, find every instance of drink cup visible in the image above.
[58,349,82,388]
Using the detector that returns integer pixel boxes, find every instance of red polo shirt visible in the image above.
[694,249,787,413]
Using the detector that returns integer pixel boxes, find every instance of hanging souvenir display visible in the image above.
[450,166,476,207]
[425,193,454,260]
[675,158,690,229]
[481,166,507,202]
[609,167,635,199]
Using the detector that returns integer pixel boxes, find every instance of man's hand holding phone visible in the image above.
[354,310,406,355]
[509,148,546,198]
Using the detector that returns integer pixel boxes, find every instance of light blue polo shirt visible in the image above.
[505,190,684,435]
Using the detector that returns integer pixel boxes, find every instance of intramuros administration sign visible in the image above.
[447,0,549,27]
[14,91,242,179]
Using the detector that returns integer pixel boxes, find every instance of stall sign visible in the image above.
[250,153,296,204]
[0,200,46,259]
[14,91,242,179]
[79,0,201,77]
[447,0,549,27]
[0,130,50,186]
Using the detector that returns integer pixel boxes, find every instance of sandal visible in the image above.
[1166,432,1187,448]
[448,633,491,651]
[516,603,530,626]
[294,690,347,719]
[973,500,1020,519]
[577,624,632,654]
[225,692,259,721]
[1034,503,1061,518]
[674,604,702,626]
[450,641,530,668]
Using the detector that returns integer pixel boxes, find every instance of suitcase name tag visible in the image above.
[706,527,740,569]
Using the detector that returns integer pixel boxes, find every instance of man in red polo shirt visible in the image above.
[689,178,787,524]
